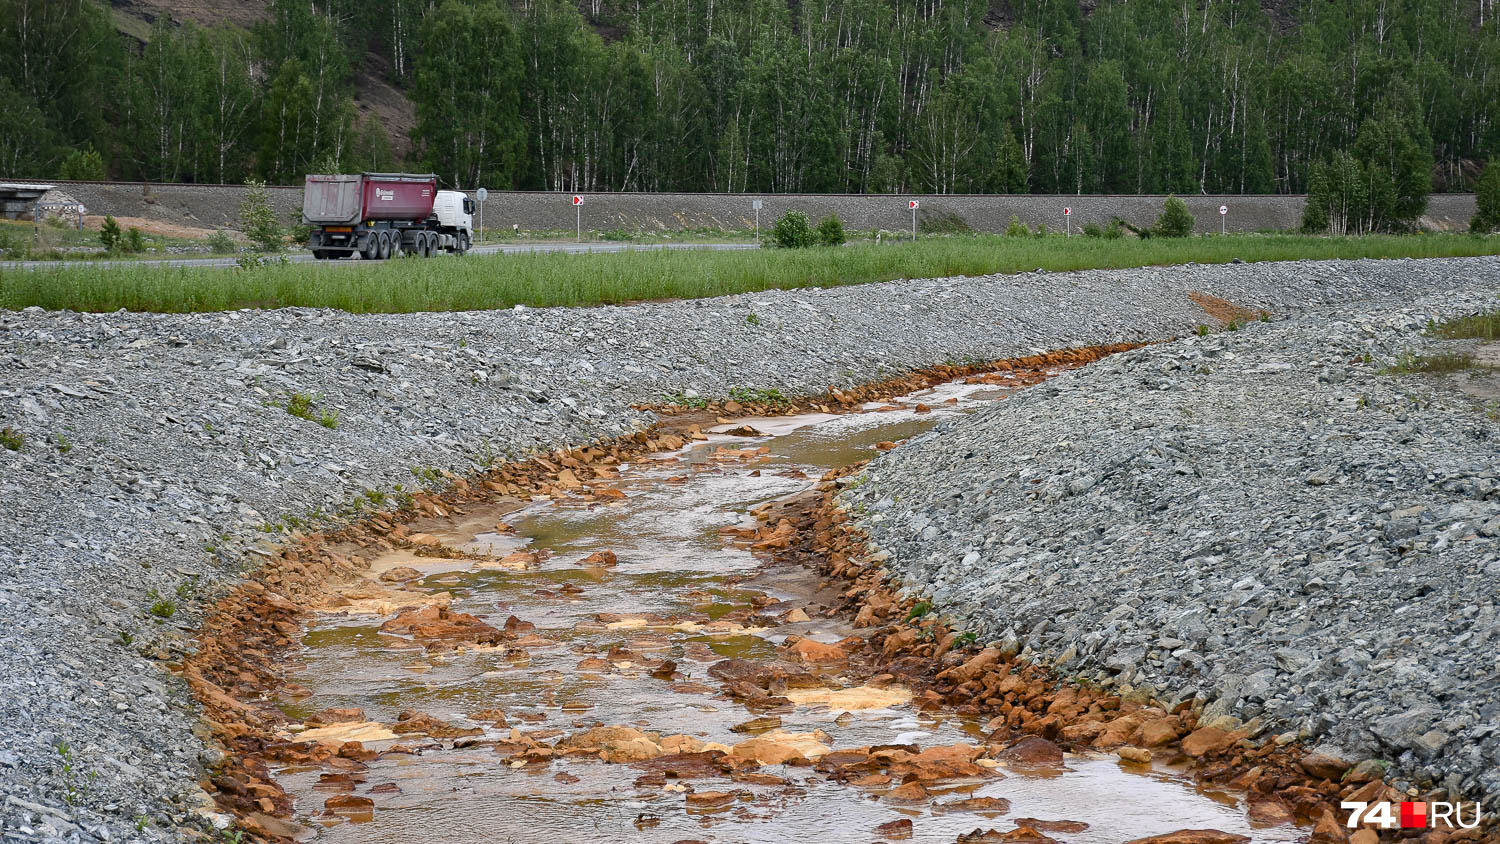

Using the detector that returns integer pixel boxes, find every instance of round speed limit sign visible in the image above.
[1219,205,1228,216]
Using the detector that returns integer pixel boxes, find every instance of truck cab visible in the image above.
[432,190,474,244]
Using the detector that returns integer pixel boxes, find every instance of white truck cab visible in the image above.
[432,190,474,244]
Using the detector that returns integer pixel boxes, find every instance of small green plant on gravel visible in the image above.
[907,600,932,620]
[1196,324,1210,337]
[727,386,791,408]
[1431,311,1500,341]
[118,630,134,647]
[1227,319,1240,331]
[146,589,176,619]
[1,427,24,451]
[134,815,150,832]
[1383,349,1479,375]
[317,408,339,430]
[1260,311,1270,322]
[53,432,72,454]
[746,312,762,326]
[175,575,198,601]
[56,740,85,806]
[285,392,315,420]
[955,630,979,647]
[663,391,708,409]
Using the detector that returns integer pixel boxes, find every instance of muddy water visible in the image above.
[276,377,1300,843]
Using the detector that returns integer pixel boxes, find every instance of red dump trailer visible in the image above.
[302,173,474,260]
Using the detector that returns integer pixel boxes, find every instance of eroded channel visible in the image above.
[267,373,1300,843]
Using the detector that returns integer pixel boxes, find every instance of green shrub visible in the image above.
[816,214,846,246]
[1004,214,1030,237]
[1473,161,1500,233]
[1103,219,1124,239]
[1154,195,1195,238]
[1081,222,1103,238]
[770,210,816,249]
[125,227,146,254]
[99,216,123,252]
[207,230,236,255]
[1,427,23,451]
[240,179,283,253]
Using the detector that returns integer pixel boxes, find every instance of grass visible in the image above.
[4,233,1499,314]
[1383,349,1481,374]
[1430,311,1500,341]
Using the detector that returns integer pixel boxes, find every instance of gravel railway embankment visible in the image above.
[1,256,1497,839]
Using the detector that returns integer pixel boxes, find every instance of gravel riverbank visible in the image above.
[847,282,1500,812]
[2,256,1498,840]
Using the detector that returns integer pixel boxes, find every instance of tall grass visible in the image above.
[4,233,1498,314]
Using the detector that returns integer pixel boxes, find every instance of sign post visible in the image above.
[572,194,584,242]
[909,199,919,239]
[753,199,763,234]
[476,187,487,244]
[1219,204,1228,235]
[1063,206,1072,237]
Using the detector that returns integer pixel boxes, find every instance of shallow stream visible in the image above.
[273,374,1301,843]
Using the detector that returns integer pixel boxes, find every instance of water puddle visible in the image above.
[273,371,1302,843]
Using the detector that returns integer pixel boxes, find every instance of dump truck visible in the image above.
[301,173,473,259]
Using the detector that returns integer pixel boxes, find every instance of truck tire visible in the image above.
[378,232,391,260]
[361,235,378,260]
[390,232,404,258]
[457,233,470,256]
[420,233,434,257]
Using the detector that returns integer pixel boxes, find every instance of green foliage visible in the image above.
[1304,91,1433,234]
[239,180,282,253]
[1474,162,1500,234]
[125,227,146,254]
[1081,223,1102,238]
[1154,196,1195,238]
[907,601,932,619]
[0,427,23,451]
[208,230,236,255]
[99,216,123,253]
[918,211,972,235]
[727,386,791,408]
[1383,349,1479,375]
[746,312,761,326]
[770,210,816,249]
[1431,311,1500,341]
[58,146,105,180]
[146,589,176,619]
[1004,215,1030,237]
[816,214,846,246]
[1103,219,1124,240]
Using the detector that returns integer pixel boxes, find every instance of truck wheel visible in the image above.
[457,233,470,255]
[313,250,329,260]
[421,233,434,257]
[360,237,377,260]
[378,232,392,260]
[391,232,405,258]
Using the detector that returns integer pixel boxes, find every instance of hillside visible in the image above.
[1,0,1496,232]
[107,0,419,161]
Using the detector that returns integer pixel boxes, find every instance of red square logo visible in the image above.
[1400,802,1428,829]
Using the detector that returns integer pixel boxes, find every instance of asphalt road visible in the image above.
[0,240,759,271]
